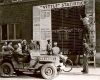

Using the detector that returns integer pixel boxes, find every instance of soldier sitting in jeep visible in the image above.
[2,41,8,52]
[0,41,61,79]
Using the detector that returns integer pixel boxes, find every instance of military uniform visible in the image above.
[82,42,91,73]
[46,43,52,55]
[81,16,91,73]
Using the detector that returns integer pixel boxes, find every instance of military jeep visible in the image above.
[0,51,60,79]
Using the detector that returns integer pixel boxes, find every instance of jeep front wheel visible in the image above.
[0,63,14,77]
[41,64,57,79]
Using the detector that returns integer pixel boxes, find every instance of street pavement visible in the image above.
[54,67,100,80]
[0,67,100,80]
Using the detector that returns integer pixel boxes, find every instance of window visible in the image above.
[16,23,22,39]
[2,24,7,40]
[1,23,22,40]
[0,0,4,3]
[12,0,22,2]
[9,24,14,39]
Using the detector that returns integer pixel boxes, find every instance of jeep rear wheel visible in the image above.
[0,63,14,76]
[41,64,57,79]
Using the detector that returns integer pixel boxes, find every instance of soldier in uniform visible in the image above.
[2,41,8,52]
[46,40,52,55]
[22,40,28,53]
[80,15,91,73]
[7,41,14,51]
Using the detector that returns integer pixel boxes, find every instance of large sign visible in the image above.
[39,1,84,10]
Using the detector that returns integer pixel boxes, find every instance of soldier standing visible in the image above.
[46,40,52,55]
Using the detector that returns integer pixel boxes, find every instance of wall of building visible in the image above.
[0,0,98,65]
[0,0,83,41]
[0,0,84,49]
[0,2,33,41]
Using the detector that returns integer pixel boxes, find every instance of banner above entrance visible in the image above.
[38,1,84,10]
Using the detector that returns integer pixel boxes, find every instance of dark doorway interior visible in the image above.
[2,24,7,40]
[51,6,85,56]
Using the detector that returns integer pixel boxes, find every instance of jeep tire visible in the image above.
[41,63,57,79]
[0,63,14,77]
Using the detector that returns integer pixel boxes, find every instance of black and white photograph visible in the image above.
[0,0,99,80]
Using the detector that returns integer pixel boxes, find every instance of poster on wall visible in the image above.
[33,6,52,51]
[40,9,51,50]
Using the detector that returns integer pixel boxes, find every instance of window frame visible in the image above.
[0,0,4,4]
[12,0,22,3]
[1,23,22,42]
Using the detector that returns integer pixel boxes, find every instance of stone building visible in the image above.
[0,0,96,64]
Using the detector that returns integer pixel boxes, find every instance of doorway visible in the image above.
[51,6,85,56]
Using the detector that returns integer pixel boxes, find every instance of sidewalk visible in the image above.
[54,67,100,80]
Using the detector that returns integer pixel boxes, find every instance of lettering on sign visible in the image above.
[39,1,84,10]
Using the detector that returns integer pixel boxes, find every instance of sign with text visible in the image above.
[38,1,84,10]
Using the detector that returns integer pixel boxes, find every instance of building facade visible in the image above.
[0,0,96,64]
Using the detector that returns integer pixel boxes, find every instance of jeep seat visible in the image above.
[13,51,30,63]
